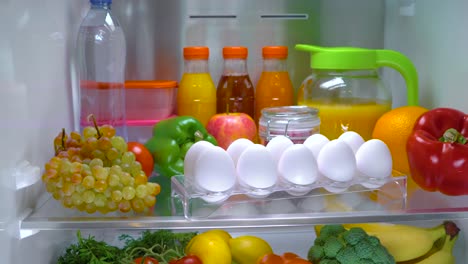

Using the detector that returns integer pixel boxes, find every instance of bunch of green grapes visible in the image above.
[42,124,160,214]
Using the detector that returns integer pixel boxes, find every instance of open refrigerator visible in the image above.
[2,0,468,263]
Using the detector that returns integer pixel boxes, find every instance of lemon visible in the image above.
[203,229,232,243]
[185,232,231,264]
[229,235,273,264]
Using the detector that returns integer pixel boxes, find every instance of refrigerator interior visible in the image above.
[1,0,468,263]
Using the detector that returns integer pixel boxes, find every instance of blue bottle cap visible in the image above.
[90,0,112,5]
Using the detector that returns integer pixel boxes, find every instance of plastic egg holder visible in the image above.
[171,135,407,219]
[171,173,407,219]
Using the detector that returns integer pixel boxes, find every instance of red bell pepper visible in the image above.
[406,107,468,195]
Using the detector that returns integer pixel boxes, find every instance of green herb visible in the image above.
[56,230,198,264]
[119,230,198,264]
[56,230,122,264]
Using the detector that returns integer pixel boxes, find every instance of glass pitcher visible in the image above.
[295,44,418,140]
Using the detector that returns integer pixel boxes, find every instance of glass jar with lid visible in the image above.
[258,106,320,145]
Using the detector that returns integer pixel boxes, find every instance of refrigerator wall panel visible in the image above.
[384,0,468,111]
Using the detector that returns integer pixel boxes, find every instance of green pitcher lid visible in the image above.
[295,44,419,105]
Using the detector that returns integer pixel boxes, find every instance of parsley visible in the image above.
[56,231,122,264]
[56,230,198,264]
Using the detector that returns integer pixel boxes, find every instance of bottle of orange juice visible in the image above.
[255,46,295,126]
[177,46,217,126]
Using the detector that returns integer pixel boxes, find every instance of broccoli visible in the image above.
[308,224,395,264]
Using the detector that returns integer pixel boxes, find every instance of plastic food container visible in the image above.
[125,80,178,120]
[127,116,176,143]
[258,105,321,145]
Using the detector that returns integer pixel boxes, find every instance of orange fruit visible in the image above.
[372,105,428,176]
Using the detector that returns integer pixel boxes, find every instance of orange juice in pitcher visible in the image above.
[301,98,391,140]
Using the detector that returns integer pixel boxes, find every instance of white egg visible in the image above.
[278,144,319,186]
[265,135,294,165]
[226,138,254,167]
[303,133,330,159]
[237,144,278,192]
[355,139,393,179]
[338,131,365,154]
[317,139,356,182]
[193,146,236,193]
[184,140,215,185]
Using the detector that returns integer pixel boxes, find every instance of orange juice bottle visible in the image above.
[177,46,217,126]
[255,46,294,126]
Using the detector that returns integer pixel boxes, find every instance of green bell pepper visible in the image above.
[145,116,218,177]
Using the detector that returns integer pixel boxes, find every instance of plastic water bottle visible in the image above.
[76,0,127,140]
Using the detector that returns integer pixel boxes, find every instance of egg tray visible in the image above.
[170,172,407,219]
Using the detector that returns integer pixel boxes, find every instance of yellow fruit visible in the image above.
[412,235,457,264]
[230,235,274,264]
[202,229,232,244]
[185,232,231,264]
[372,105,428,175]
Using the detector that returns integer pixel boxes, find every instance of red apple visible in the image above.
[206,113,257,150]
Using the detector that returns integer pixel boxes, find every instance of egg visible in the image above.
[265,135,294,165]
[338,131,365,154]
[278,144,319,186]
[317,139,356,182]
[184,140,215,186]
[193,146,236,195]
[355,139,393,179]
[226,138,254,166]
[237,144,278,196]
[303,133,330,159]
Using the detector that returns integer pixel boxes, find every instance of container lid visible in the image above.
[263,46,288,59]
[223,46,248,59]
[125,80,178,89]
[184,47,209,60]
[294,44,419,106]
[126,115,177,126]
[80,80,123,90]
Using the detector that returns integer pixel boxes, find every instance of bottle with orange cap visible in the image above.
[177,46,217,126]
[255,46,295,126]
[216,46,255,120]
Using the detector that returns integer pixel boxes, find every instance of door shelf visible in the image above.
[20,174,468,231]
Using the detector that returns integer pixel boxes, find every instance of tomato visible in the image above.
[257,253,284,264]
[128,141,154,177]
[281,252,312,264]
[172,255,203,264]
[134,256,159,264]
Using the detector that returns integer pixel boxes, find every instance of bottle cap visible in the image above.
[263,46,288,59]
[90,0,112,5]
[223,46,248,59]
[184,47,209,60]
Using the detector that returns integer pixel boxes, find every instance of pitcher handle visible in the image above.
[376,50,419,106]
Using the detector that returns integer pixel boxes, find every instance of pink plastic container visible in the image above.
[125,80,178,120]
[127,116,176,143]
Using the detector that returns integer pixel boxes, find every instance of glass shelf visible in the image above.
[20,175,468,231]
